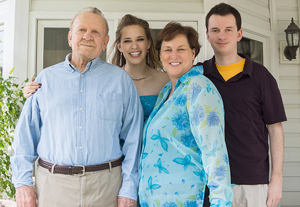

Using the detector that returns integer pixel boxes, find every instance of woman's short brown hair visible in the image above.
[155,22,201,59]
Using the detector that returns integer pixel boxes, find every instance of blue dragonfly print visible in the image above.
[206,140,220,157]
[146,176,161,195]
[151,130,169,152]
[173,154,196,170]
[154,158,169,174]
[193,169,206,182]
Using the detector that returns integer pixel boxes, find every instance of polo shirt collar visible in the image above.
[64,53,103,73]
[204,53,253,80]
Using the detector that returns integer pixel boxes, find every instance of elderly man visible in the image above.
[11,7,143,207]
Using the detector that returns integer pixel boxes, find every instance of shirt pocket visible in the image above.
[97,93,123,121]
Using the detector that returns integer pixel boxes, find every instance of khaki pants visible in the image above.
[232,184,268,207]
[35,164,122,207]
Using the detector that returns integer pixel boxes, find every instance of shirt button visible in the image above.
[90,69,92,71]
[80,108,83,110]
[80,146,83,149]
[80,90,83,93]
[81,74,83,77]
[79,126,82,129]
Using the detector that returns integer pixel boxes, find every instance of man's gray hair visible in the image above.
[70,7,109,35]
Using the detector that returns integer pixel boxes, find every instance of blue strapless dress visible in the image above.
[140,95,158,122]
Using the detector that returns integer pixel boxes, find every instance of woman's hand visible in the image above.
[23,77,41,98]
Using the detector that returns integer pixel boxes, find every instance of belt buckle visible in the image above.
[74,165,85,176]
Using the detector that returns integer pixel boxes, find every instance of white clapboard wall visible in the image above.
[277,0,300,206]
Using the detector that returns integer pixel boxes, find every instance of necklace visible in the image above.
[131,65,151,80]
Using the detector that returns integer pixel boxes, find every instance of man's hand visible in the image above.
[16,185,37,207]
[266,176,283,207]
[118,196,137,207]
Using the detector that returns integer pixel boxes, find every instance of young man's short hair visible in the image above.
[205,3,242,31]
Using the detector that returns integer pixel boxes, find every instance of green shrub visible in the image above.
[0,69,27,198]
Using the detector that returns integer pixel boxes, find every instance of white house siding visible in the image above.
[30,0,204,13]
[277,0,300,206]
[229,0,271,30]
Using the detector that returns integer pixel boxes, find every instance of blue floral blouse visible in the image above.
[138,65,233,207]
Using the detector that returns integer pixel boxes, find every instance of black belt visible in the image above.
[38,157,124,176]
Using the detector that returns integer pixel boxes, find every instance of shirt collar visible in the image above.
[64,53,103,73]
[177,65,204,86]
[203,53,253,78]
[152,65,204,120]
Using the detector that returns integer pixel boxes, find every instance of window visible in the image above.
[236,29,268,68]
[43,28,71,68]
[237,37,263,65]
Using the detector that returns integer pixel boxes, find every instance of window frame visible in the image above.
[241,29,268,68]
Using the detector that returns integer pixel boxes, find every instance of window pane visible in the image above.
[237,37,263,65]
[292,32,299,46]
[43,28,106,69]
[44,28,71,68]
[287,33,292,46]
[150,29,161,42]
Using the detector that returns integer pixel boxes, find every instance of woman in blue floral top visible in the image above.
[138,22,233,207]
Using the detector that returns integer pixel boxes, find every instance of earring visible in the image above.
[120,52,123,66]
[147,50,149,65]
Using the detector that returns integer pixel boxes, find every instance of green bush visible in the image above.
[0,69,27,198]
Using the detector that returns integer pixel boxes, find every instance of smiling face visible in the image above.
[206,14,242,57]
[160,34,195,82]
[68,12,109,64]
[117,25,151,66]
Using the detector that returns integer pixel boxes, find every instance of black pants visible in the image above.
[203,186,210,207]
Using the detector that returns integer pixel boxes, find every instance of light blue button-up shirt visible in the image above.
[11,54,143,200]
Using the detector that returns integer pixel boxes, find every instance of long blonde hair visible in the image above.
[109,14,162,69]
